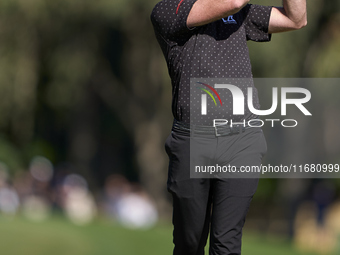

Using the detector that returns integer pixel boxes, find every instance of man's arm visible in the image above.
[187,0,307,32]
[187,0,250,28]
[268,0,307,33]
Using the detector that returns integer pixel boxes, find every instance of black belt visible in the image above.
[172,119,255,137]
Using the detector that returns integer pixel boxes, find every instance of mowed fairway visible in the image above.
[0,216,317,255]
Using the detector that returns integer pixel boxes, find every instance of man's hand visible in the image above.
[268,0,307,33]
[187,0,250,28]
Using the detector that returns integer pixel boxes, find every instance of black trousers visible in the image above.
[165,126,267,255]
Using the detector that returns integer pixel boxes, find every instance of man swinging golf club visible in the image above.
[151,0,307,254]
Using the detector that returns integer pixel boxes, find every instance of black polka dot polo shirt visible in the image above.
[151,0,272,125]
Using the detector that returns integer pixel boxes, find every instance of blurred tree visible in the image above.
[0,0,339,217]
[0,0,173,214]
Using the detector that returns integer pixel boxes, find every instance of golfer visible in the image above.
[151,0,306,254]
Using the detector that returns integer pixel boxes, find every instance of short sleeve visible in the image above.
[243,4,272,42]
[151,0,197,40]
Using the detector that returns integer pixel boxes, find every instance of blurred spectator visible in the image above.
[21,195,51,222]
[115,184,158,229]
[103,174,158,229]
[29,156,54,182]
[12,156,54,221]
[293,180,337,254]
[0,162,20,216]
[103,174,131,218]
[0,186,20,216]
[61,174,97,225]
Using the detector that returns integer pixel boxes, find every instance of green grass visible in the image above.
[0,215,318,255]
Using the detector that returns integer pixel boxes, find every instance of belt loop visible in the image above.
[239,125,243,134]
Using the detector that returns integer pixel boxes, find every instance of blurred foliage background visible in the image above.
[0,0,340,254]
